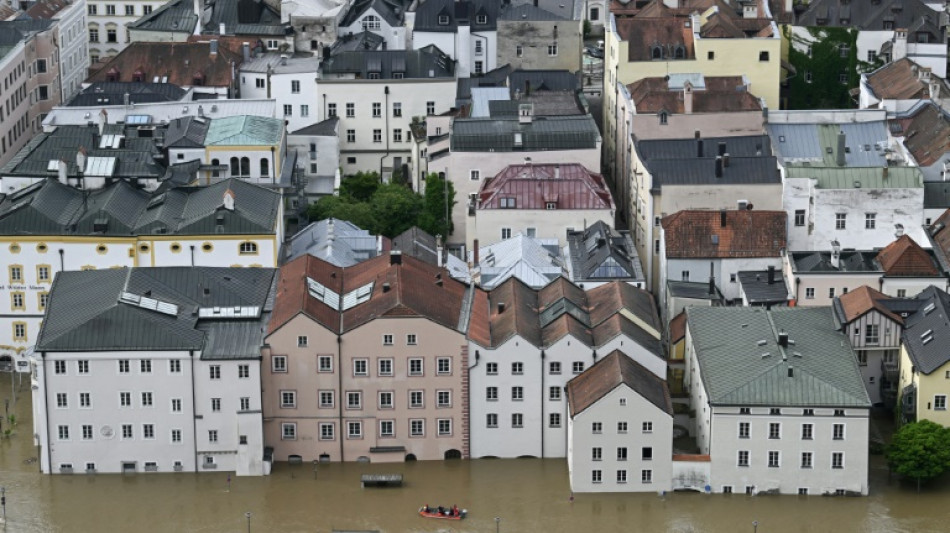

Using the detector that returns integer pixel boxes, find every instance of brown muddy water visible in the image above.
[1,377,948,533]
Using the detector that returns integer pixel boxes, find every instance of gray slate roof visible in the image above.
[901,286,950,375]
[924,182,950,209]
[341,0,411,27]
[566,221,644,282]
[738,270,789,304]
[282,218,381,266]
[791,251,881,273]
[0,178,280,236]
[450,114,599,152]
[290,116,340,137]
[687,306,871,408]
[164,116,211,148]
[67,83,187,107]
[413,0,500,32]
[668,280,723,300]
[797,0,944,37]
[36,267,276,357]
[321,44,455,79]
[637,135,772,160]
[644,157,780,189]
[330,30,386,54]
[204,0,285,36]
[127,0,197,33]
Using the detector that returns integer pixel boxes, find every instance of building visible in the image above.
[66,82,188,107]
[566,349,674,493]
[338,0,411,52]
[858,58,947,112]
[685,306,872,495]
[467,162,615,250]
[564,221,645,290]
[409,0,500,78]
[85,0,173,63]
[898,286,950,425]
[630,135,781,293]
[31,266,277,475]
[391,226,471,283]
[281,218,384,266]
[238,53,322,132]
[467,278,665,459]
[20,0,90,102]
[281,0,350,57]
[659,209,786,310]
[736,269,790,308]
[890,102,950,184]
[437,113,601,251]
[470,234,566,290]
[496,1,583,73]
[0,178,284,366]
[0,19,63,167]
[287,117,342,204]
[262,252,471,463]
[320,45,457,179]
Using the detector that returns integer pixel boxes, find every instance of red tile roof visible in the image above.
[86,41,240,88]
[866,58,931,101]
[875,235,940,277]
[898,103,950,167]
[25,0,70,19]
[669,311,687,343]
[626,76,762,113]
[566,349,673,417]
[836,285,902,325]
[661,210,786,259]
[615,16,695,62]
[477,164,614,211]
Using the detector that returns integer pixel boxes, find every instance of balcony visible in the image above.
[881,358,899,382]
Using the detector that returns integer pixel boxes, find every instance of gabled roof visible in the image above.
[204,0,284,36]
[785,166,923,190]
[164,116,211,148]
[833,285,903,325]
[865,58,933,101]
[475,234,566,290]
[23,0,72,19]
[567,350,673,417]
[615,16,694,62]
[669,311,687,343]
[321,45,455,79]
[797,0,944,35]
[926,208,950,273]
[637,135,779,189]
[268,253,472,336]
[329,30,386,54]
[36,266,276,354]
[67,83,187,107]
[661,210,786,259]
[737,269,789,304]
[127,0,198,33]
[341,0,411,28]
[413,0,500,32]
[392,226,470,283]
[876,234,940,276]
[476,163,614,211]
[86,41,241,88]
[791,250,881,273]
[290,117,340,137]
[565,221,644,282]
[205,115,283,146]
[282,218,382,266]
[686,306,871,407]
[901,286,950,374]
[897,103,950,168]
[626,75,763,114]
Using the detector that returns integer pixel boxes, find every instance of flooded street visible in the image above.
[2,377,949,533]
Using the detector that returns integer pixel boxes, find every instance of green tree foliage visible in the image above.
[785,26,868,109]
[886,420,950,491]
[339,171,381,202]
[418,173,456,239]
[306,195,375,230]
[370,183,423,237]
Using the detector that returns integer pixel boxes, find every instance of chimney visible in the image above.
[382,282,391,293]
[219,22,226,36]
[723,153,730,167]
[222,188,235,211]
[715,156,723,178]
[280,54,288,66]
[497,302,506,314]
[376,234,383,254]
[76,146,87,173]
[895,223,905,238]
[708,276,715,296]
[697,137,704,158]
[717,141,727,156]
[694,130,701,139]
[683,80,693,115]
[473,239,480,266]
[554,165,560,180]
[778,330,789,347]
[210,39,218,56]
[720,209,727,227]
[57,159,67,184]
[525,79,531,95]
[767,265,776,285]
[931,81,941,100]
[882,166,889,180]
[918,67,932,82]
[836,130,846,166]
[98,109,108,136]
[830,239,841,269]
[893,29,908,61]
[390,250,402,265]
[243,42,251,62]
[123,92,130,107]
[436,234,444,268]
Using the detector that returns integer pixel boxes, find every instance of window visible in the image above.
[469,169,481,181]
[378,358,393,376]
[549,362,561,375]
[474,61,483,75]
[39,293,49,310]
[211,398,221,412]
[739,422,750,439]
[834,409,845,417]
[53,361,65,375]
[255,78,265,89]
[829,288,836,299]
[548,44,558,56]
[238,364,249,379]
[768,451,780,468]
[393,129,403,143]
[38,265,51,282]
[346,103,354,117]
[167,360,181,374]
[805,288,815,299]
[427,101,435,115]
[79,392,91,408]
[141,392,153,407]
[832,452,844,469]
[516,45,523,57]
[379,420,394,437]
[549,386,561,401]
[487,413,498,428]
[410,390,424,408]
[272,355,287,373]
[140,360,152,373]
[865,213,876,229]
[802,423,814,440]
[769,422,781,439]
[592,422,602,433]
[501,228,512,240]
[13,323,26,341]
[282,423,297,440]
[353,359,368,376]
[438,358,451,375]
[833,423,845,440]
[548,413,561,428]
[839,44,850,58]
[143,5,152,14]
[168,397,182,413]
[618,422,628,433]
[347,421,364,439]
[511,413,523,428]
[283,104,293,117]
[56,393,68,408]
[794,210,805,227]
[58,425,70,440]
[738,450,750,467]
[437,390,451,407]
[106,4,115,15]
[410,419,424,436]
[172,429,182,443]
[641,469,653,484]
[300,104,309,117]
[759,51,770,61]
[280,390,297,408]
[319,423,334,440]
[240,397,250,411]
[125,5,134,15]
[372,102,381,117]
[936,395,948,410]
[143,424,155,440]
[89,28,99,43]
[405,334,417,346]
[347,391,362,409]
[346,130,355,143]
[802,452,813,468]
[209,365,220,380]
[122,424,133,439]
[511,362,523,375]
[510,386,524,401]
[865,324,879,344]
[617,447,628,461]
[319,355,333,372]
[377,391,393,409]
[290,80,300,94]
[320,391,334,408]
[438,419,452,436]
[383,334,394,346]
[592,470,602,483]
[11,292,24,310]
[486,362,498,375]
[88,5,97,14]
[572,362,585,374]
[642,421,653,433]
[438,15,449,25]
[836,213,846,230]
[74,360,89,375]
[616,470,627,484]
[392,102,402,117]
[82,425,93,440]
[107,29,117,43]
[361,14,380,30]
[409,358,423,376]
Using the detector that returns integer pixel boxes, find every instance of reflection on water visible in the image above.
[2,378,949,532]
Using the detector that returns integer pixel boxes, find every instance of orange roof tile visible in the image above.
[836,285,902,325]
[661,210,786,259]
[876,235,939,277]
[567,349,673,417]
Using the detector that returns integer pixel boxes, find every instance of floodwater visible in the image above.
[2,377,949,533]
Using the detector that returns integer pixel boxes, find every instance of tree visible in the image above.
[369,183,422,237]
[306,195,375,229]
[418,173,456,239]
[339,171,381,202]
[886,420,950,491]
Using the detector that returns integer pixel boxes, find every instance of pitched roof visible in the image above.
[475,234,566,289]
[926,209,950,273]
[413,0,500,32]
[341,0,411,28]
[204,115,283,146]
[450,115,600,152]
[898,103,950,168]
[875,235,940,277]
[636,135,778,188]
[67,82,187,107]
[36,267,276,354]
[669,311,687,343]
[565,221,644,282]
[767,121,890,167]
[23,0,72,19]
[865,58,933,101]
[737,269,789,305]
[476,163,614,211]
[320,45,455,79]
[626,75,763,113]
[86,41,241,88]
[686,306,871,407]
[833,285,903,325]
[797,0,943,35]
[127,0,198,33]
[615,16,694,62]
[567,350,673,417]
[391,226,470,283]
[282,218,382,266]
[901,286,950,374]
[661,210,787,259]
[267,253,472,335]
[790,250,881,273]
[290,117,340,136]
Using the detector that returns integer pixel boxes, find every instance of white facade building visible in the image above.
[86,0,168,63]
[239,54,321,133]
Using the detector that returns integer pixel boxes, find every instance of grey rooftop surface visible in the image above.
[738,270,789,304]
[790,251,881,273]
[67,83,188,107]
[686,306,871,408]
[321,45,455,79]
[565,221,644,282]
[667,280,723,301]
[282,218,381,266]
[901,286,950,375]
[450,114,599,152]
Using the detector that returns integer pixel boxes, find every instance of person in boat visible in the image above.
[438,506,444,515]
[422,504,429,513]
[452,505,459,517]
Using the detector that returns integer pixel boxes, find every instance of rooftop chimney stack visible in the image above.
[210,39,218,56]
[718,141,727,156]
[767,265,776,285]
[473,239,480,267]
[893,29,908,61]
[390,250,402,265]
[836,130,846,166]
[715,156,723,178]
[830,239,841,269]
[243,42,250,62]
[697,137,704,157]
[436,234,444,268]
[683,80,693,115]
[723,153,730,167]
[778,330,789,347]
[720,209,727,227]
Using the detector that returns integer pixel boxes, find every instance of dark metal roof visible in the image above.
[566,221,644,282]
[290,117,340,137]
[450,114,599,152]
[901,286,950,374]
[637,134,772,159]
[36,267,276,355]
[414,0,500,32]
[163,116,211,148]
[127,0,198,33]
[321,45,455,79]
[791,251,881,273]
[67,83,187,107]
[204,0,285,36]
[330,30,385,55]
[341,0,411,28]
[667,280,723,300]
[737,270,789,304]
[797,0,944,36]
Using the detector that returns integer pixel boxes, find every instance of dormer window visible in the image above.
[651,45,662,60]
[361,15,380,31]
[545,202,556,210]
[883,20,894,30]
[673,45,685,59]
[476,14,487,25]
[438,15,449,25]
[659,111,668,125]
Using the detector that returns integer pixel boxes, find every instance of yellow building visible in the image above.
[898,286,950,426]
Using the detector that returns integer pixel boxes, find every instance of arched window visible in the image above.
[651,46,663,60]
[361,15,380,31]
[212,158,220,177]
[240,157,250,177]
[659,111,668,125]
[239,241,258,255]
[260,158,269,177]
[674,45,685,59]
[230,157,239,176]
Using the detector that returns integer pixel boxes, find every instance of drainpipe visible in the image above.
[42,351,51,474]
[190,245,196,267]
[540,350,545,458]
[379,85,390,180]
[337,334,344,462]
[58,248,64,271]
[271,146,276,186]
[190,350,199,472]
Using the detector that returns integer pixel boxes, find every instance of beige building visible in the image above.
[263,252,472,463]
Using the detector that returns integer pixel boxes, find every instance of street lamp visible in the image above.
[245,511,252,533]
[753,520,759,533]
[495,516,501,533]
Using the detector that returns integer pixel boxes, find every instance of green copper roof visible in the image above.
[205,116,284,146]
[785,166,923,189]
[686,306,871,408]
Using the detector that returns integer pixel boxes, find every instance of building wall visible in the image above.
[856,30,947,78]
[86,1,170,63]
[787,272,879,307]
[412,29,497,78]
[287,130,341,199]
[339,10,407,51]
[662,257,783,305]
[239,68,320,132]
[496,19,582,73]
[468,207,613,250]
[844,310,902,406]
[630,111,765,141]
[568,385,673,493]
[57,0,92,102]
[900,346,950,427]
